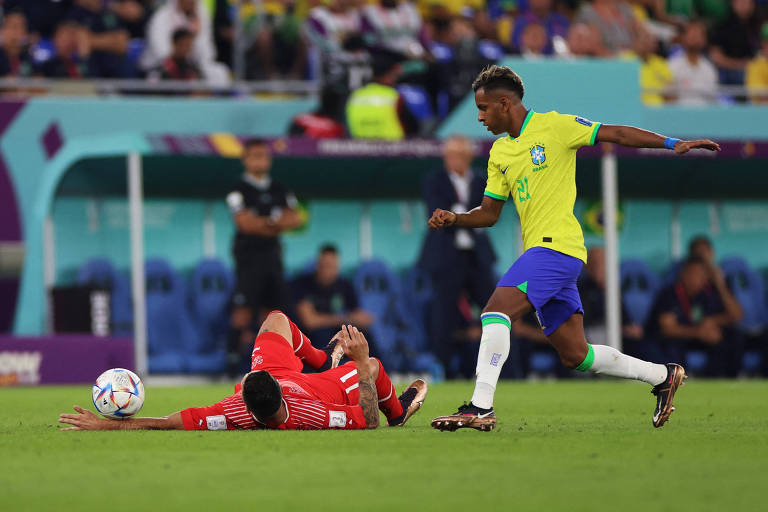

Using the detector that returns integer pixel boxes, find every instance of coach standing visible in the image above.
[419,136,497,377]
[226,139,303,375]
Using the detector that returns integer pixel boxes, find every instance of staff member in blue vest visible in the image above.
[346,49,419,140]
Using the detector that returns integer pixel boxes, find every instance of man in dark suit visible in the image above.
[419,136,497,377]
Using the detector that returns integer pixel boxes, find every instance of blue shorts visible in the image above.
[497,247,584,336]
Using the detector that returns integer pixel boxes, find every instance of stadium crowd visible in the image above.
[0,0,766,105]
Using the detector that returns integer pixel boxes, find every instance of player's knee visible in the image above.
[259,310,289,334]
[559,348,587,369]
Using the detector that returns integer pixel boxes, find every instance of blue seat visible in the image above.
[477,40,504,60]
[720,256,766,334]
[620,259,659,326]
[111,271,134,336]
[685,350,709,374]
[187,259,232,374]
[530,352,557,374]
[396,84,434,122]
[429,42,454,63]
[77,258,133,336]
[353,260,407,371]
[77,258,117,289]
[145,258,199,373]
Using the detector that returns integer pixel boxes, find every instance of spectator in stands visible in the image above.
[142,0,230,85]
[345,49,419,140]
[576,0,640,55]
[419,136,496,378]
[577,246,660,360]
[4,0,73,39]
[518,22,549,57]
[688,236,744,328]
[512,0,570,55]
[565,22,609,57]
[67,0,133,77]
[303,0,366,93]
[746,23,768,103]
[0,10,34,78]
[292,244,374,356]
[288,86,346,138]
[225,139,303,375]
[110,0,152,39]
[237,0,305,79]
[39,20,92,78]
[668,20,719,105]
[420,0,495,41]
[148,28,202,81]
[645,256,744,377]
[710,0,763,87]
[636,26,673,105]
[361,0,427,60]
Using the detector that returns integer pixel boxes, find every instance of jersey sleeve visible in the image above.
[180,402,236,431]
[553,113,602,149]
[225,189,245,214]
[483,150,510,201]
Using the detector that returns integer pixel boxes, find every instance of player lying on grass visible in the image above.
[429,65,719,432]
[59,312,427,431]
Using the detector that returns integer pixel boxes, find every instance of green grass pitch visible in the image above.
[2,380,766,511]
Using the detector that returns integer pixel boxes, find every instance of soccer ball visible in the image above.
[92,368,145,419]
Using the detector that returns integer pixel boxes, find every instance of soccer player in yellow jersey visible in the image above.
[429,65,720,432]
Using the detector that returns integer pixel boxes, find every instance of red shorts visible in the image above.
[250,332,303,375]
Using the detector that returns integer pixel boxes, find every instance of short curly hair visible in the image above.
[472,65,525,99]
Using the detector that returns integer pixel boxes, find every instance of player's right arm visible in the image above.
[59,406,184,430]
[428,196,505,230]
[338,325,379,429]
[428,150,508,230]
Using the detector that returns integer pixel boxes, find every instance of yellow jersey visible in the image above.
[484,110,602,263]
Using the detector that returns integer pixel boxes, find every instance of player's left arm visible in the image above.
[59,406,184,431]
[596,125,721,154]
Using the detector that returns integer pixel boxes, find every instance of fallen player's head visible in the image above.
[242,371,282,422]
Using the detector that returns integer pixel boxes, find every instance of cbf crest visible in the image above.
[529,143,548,172]
[530,144,546,165]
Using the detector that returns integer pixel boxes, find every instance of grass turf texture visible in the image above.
[2,380,766,511]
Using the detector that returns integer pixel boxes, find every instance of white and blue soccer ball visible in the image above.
[92,368,145,419]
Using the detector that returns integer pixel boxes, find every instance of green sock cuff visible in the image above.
[480,313,511,330]
[575,344,595,372]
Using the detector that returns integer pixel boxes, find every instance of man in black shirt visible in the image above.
[645,256,744,376]
[292,244,373,354]
[710,0,763,87]
[226,139,302,374]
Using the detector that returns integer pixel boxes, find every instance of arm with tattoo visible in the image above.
[339,324,380,429]
[356,366,379,429]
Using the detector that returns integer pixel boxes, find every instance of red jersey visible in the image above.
[180,332,367,430]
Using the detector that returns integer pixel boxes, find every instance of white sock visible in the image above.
[470,313,511,409]
[577,344,667,386]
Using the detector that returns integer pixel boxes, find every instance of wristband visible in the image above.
[664,137,680,150]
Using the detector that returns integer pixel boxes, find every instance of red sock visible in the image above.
[271,311,327,369]
[374,359,403,421]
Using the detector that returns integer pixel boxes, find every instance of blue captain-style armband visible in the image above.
[664,137,681,150]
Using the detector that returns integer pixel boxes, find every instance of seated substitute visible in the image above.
[292,244,374,355]
[645,256,744,377]
[59,313,426,431]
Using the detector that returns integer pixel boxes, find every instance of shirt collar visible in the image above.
[243,173,271,190]
[509,109,534,140]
